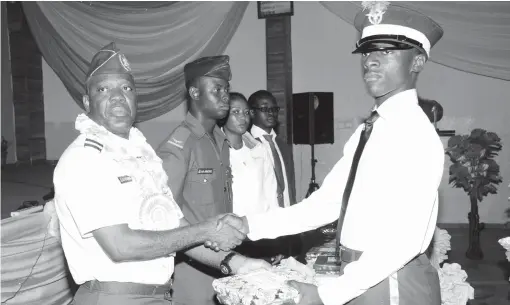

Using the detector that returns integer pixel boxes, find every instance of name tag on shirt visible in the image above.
[197,168,213,174]
[118,175,133,184]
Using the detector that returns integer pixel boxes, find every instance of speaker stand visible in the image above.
[303,143,337,238]
[305,143,320,198]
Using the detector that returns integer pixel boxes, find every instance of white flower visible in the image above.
[430,228,452,268]
[498,237,510,251]
[438,263,474,305]
[498,237,510,280]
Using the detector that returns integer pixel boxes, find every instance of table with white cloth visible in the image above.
[1,211,74,305]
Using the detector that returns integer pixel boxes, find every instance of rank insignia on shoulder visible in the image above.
[84,138,104,152]
[167,126,191,150]
[118,175,133,184]
[197,168,213,174]
[168,137,184,149]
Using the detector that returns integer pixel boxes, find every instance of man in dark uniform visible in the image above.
[157,55,233,305]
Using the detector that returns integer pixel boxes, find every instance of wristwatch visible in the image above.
[220,252,237,275]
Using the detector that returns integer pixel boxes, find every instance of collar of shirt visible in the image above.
[75,113,147,148]
[75,113,164,173]
[184,112,227,144]
[221,128,266,159]
[250,124,276,140]
[373,89,418,121]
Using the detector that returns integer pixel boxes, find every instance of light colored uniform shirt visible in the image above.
[246,89,445,305]
[250,125,291,207]
[229,132,279,216]
[54,114,183,285]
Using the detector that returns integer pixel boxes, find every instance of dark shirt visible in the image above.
[157,113,232,224]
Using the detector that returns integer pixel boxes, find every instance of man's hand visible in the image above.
[204,213,249,251]
[286,281,322,305]
[229,254,272,275]
[203,215,246,252]
[216,213,249,233]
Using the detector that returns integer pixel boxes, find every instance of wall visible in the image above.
[6,2,46,163]
[1,3,16,163]
[42,2,509,223]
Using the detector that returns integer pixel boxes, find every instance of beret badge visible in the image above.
[119,53,131,72]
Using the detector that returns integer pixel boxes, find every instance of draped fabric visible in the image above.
[22,1,248,122]
[320,1,510,81]
[1,213,74,305]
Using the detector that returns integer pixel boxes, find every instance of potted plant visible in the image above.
[445,128,503,260]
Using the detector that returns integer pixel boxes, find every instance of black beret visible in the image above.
[184,55,231,85]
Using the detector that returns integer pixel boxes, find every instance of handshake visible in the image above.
[204,214,249,252]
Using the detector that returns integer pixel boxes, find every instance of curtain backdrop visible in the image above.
[1,213,74,305]
[22,1,248,122]
[320,1,510,82]
[22,2,510,121]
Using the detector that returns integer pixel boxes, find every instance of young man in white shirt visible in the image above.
[248,90,296,208]
[248,90,301,262]
[218,3,445,305]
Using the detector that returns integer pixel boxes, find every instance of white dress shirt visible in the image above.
[230,132,280,216]
[246,89,445,305]
[54,114,183,285]
[250,125,291,207]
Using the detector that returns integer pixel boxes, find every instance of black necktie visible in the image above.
[335,111,380,259]
[263,134,286,208]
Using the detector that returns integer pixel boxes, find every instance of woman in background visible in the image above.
[220,92,279,216]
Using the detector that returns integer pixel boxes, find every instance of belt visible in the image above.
[83,280,172,296]
[338,245,363,263]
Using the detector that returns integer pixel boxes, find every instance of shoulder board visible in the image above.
[83,138,104,153]
[242,132,259,149]
[166,125,191,150]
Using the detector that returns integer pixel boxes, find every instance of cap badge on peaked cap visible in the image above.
[362,1,390,25]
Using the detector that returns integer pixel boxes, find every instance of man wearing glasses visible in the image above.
[248,90,299,262]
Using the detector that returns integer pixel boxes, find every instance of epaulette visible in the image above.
[83,137,104,153]
[242,132,259,150]
[166,125,191,150]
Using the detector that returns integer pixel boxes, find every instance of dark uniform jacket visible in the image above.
[157,113,232,305]
[157,113,232,224]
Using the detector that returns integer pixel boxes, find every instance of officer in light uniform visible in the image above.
[54,43,269,305]
[220,2,446,305]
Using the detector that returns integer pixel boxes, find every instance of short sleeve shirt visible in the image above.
[54,114,183,285]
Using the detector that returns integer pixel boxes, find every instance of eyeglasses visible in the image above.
[251,106,281,113]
